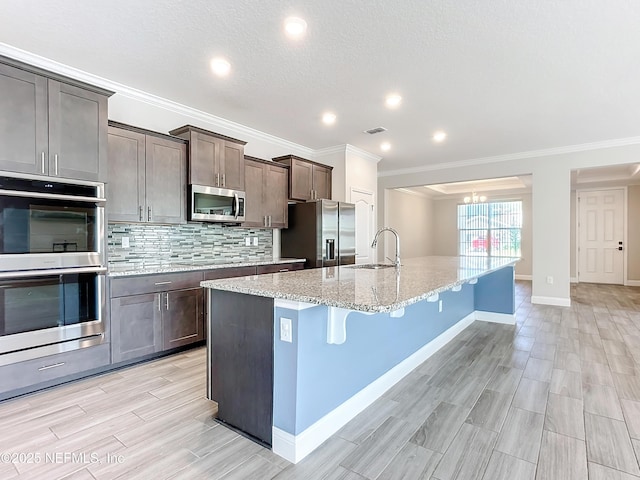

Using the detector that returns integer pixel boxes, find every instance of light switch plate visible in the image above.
[121,237,130,249]
[245,237,251,246]
[253,237,258,246]
[280,317,292,343]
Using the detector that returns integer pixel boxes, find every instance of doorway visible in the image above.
[351,188,375,264]
[577,188,625,284]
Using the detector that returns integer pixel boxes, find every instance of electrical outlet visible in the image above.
[253,237,258,246]
[245,237,251,246]
[280,317,292,343]
[121,237,130,249]
[546,276,554,285]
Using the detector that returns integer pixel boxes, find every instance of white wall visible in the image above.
[383,190,434,260]
[628,185,640,282]
[431,192,533,278]
[378,143,640,306]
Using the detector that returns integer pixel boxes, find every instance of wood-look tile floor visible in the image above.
[1,281,640,479]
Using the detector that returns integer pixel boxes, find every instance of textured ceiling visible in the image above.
[1,0,640,173]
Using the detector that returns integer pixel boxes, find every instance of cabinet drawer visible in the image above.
[0,343,111,395]
[204,266,257,281]
[110,271,204,297]
[256,262,304,274]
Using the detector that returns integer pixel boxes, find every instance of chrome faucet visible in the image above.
[371,227,401,268]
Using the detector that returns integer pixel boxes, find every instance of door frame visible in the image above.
[575,186,628,285]
[350,186,375,264]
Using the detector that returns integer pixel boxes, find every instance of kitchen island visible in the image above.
[202,256,518,463]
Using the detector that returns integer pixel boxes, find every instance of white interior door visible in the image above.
[351,188,375,264]
[578,188,625,284]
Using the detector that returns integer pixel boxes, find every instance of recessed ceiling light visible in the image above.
[385,94,402,108]
[322,112,336,125]
[210,57,231,77]
[433,131,447,142]
[381,142,391,151]
[284,16,307,37]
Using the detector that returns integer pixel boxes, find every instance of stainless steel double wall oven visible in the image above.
[0,173,106,365]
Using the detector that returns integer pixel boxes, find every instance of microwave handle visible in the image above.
[234,193,239,219]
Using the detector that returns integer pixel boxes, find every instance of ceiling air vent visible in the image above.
[364,126,387,135]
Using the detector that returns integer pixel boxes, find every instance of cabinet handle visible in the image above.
[269,215,272,227]
[222,174,226,187]
[38,362,65,371]
[216,173,220,186]
[148,206,152,222]
[154,281,172,286]
[139,206,143,221]
[165,292,169,310]
[279,269,288,272]
[157,294,161,312]
[54,154,59,176]
[41,152,46,174]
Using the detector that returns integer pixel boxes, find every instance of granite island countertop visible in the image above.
[201,256,519,313]
[108,257,305,277]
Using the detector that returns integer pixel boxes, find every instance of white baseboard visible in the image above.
[570,277,578,283]
[531,295,571,307]
[475,311,516,325]
[272,312,476,464]
[515,274,532,281]
[625,280,640,287]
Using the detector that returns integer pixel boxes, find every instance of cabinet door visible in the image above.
[145,136,186,224]
[48,80,108,182]
[163,288,204,350]
[220,141,245,190]
[290,158,313,201]
[111,294,162,363]
[313,164,332,200]
[0,63,48,176]
[190,131,222,186]
[265,164,288,228]
[107,127,146,222]
[243,160,266,227]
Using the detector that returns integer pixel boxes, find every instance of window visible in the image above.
[458,200,522,257]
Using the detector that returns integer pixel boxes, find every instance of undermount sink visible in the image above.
[348,263,396,270]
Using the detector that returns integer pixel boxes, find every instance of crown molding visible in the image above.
[314,144,381,164]
[378,136,640,178]
[0,43,315,157]
[345,144,382,163]
[313,145,347,158]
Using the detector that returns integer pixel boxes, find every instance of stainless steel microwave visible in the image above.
[190,184,245,223]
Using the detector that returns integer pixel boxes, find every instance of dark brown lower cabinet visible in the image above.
[163,287,204,350]
[110,293,162,363]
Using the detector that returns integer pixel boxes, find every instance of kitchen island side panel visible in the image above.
[474,265,516,314]
[209,290,274,445]
[273,284,475,436]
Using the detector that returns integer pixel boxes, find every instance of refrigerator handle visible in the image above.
[326,239,336,261]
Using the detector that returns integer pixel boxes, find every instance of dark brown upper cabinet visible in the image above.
[272,155,332,202]
[107,122,186,224]
[243,157,288,229]
[169,125,246,191]
[0,58,112,182]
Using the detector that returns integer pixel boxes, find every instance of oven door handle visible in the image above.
[0,266,107,279]
[0,189,106,205]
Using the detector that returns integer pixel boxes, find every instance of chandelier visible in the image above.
[463,192,487,204]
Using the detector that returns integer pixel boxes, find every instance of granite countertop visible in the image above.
[201,256,519,313]
[107,257,305,277]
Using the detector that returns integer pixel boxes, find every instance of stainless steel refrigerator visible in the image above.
[281,200,355,268]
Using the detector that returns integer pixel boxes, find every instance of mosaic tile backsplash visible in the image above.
[107,223,273,266]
